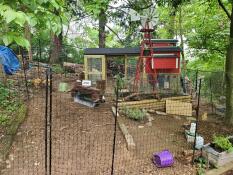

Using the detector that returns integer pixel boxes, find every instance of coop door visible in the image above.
[84,55,106,83]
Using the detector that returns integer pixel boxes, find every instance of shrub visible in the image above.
[122,107,146,121]
[0,114,10,126]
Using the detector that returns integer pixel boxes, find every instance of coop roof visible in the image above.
[84,48,140,56]
[84,46,182,56]
[151,39,178,43]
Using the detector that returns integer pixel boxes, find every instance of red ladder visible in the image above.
[134,22,157,92]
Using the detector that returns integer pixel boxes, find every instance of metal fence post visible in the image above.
[45,68,52,175]
[49,68,52,175]
[195,70,199,92]
[209,78,214,113]
[45,69,49,175]
[111,81,119,175]
[192,78,202,164]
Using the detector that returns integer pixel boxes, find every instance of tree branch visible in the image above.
[105,25,124,44]
[218,0,231,20]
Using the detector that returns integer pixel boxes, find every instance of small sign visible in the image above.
[164,82,169,89]
[82,80,91,87]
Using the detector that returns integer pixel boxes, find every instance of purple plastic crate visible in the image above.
[153,150,174,168]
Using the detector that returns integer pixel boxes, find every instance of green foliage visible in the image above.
[115,74,126,90]
[0,114,10,126]
[213,135,233,153]
[0,81,21,119]
[52,64,64,74]
[0,0,68,49]
[196,157,207,175]
[122,107,146,121]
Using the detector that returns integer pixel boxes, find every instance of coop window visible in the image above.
[87,57,102,73]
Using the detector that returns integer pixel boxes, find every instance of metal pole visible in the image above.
[209,78,214,113]
[38,39,41,78]
[45,70,49,175]
[195,70,199,92]
[20,47,29,100]
[49,68,52,175]
[192,78,202,164]
[111,84,119,175]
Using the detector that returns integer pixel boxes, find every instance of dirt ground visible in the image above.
[0,74,232,175]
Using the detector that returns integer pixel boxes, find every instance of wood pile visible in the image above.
[71,82,102,102]
[63,62,83,73]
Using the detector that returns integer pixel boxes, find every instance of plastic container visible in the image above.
[190,123,196,135]
[195,136,204,149]
[153,150,174,168]
[58,82,69,92]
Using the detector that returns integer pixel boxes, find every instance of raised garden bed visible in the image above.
[202,137,233,167]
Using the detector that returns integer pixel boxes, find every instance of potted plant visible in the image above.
[202,135,233,167]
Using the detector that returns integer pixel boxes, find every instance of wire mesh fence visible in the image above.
[0,44,233,174]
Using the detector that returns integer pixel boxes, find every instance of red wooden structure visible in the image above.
[134,22,181,91]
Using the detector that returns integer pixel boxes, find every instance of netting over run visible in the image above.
[125,57,182,96]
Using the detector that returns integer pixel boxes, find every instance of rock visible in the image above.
[146,122,152,127]
[148,109,155,113]
[34,161,40,166]
[156,111,167,115]
[147,116,154,122]
[174,116,181,120]
[183,150,193,156]
[187,117,196,121]
[138,125,144,129]
[201,112,207,121]
[9,154,14,161]
[6,160,11,168]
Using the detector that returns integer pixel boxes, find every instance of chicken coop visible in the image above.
[84,39,182,94]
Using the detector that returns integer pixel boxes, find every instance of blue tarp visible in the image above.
[0,46,20,75]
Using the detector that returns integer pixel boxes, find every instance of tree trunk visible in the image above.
[168,8,176,39]
[99,9,107,48]
[178,7,186,72]
[24,22,32,61]
[50,33,62,64]
[225,5,233,125]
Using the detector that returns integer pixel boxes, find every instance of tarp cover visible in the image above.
[0,46,20,75]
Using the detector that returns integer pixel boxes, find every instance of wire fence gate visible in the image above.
[1,65,233,175]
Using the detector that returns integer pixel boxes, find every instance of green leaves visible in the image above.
[0,4,28,26]
[2,35,14,46]
[213,135,233,153]
[14,11,27,27]
[14,36,30,48]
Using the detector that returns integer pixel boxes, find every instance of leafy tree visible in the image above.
[217,0,233,124]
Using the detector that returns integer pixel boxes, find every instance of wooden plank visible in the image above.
[102,55,106,80]
[166,100,192,116]
[118,95,191,106]
[124,55,128,79]
[84,55,88,79]
[205,161,233,175]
